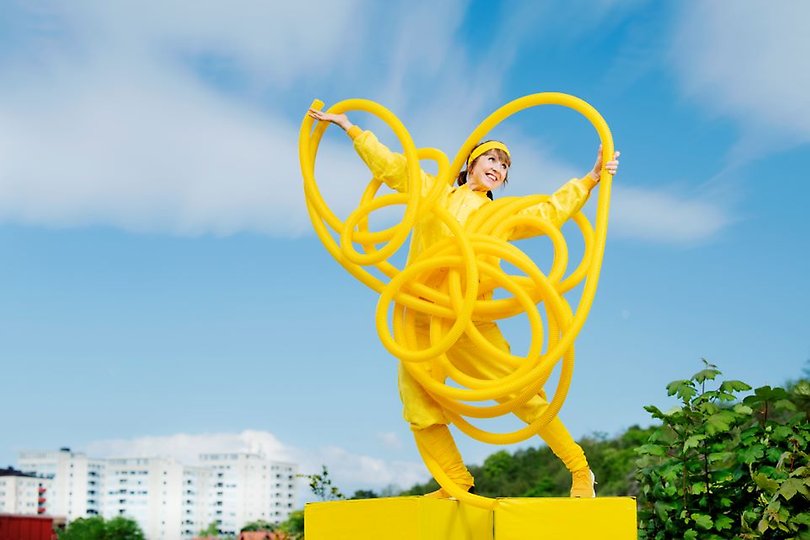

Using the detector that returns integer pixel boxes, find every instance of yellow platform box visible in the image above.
[305,497,492,540]
[305,496,636,540]
[494,497,637,539]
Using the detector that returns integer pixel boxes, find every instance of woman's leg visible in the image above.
[448,323,594,495]
[398,344,474,494]
[512,392,589,476]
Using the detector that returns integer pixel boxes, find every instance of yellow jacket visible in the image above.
[348,127,596,260]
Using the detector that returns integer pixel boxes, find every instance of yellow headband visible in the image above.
[467,141,511,166]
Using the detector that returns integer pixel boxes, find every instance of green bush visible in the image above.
[277,509,304,540]
[58,516,144,540]
[637,360,810,539]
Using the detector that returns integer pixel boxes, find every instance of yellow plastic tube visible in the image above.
[299,93,613,508]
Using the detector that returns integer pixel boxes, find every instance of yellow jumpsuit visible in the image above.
[348,126,597,486]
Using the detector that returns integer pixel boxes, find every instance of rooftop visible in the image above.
[0,467,37,478]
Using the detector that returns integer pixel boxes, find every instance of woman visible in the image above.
[308,107,620,498]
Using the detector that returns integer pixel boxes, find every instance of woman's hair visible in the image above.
[456,140,511,200]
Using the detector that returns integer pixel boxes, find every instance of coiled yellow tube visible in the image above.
[299,93,613,508]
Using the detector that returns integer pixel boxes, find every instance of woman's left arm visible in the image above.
[509,148,620,240]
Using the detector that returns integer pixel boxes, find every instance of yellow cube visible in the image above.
[305,496,637,540]
[305,497,492,540]
[494,497,637,539]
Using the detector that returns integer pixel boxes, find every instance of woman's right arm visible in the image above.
[307,108,432,194]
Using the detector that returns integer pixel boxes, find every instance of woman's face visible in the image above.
[466,151,509,192]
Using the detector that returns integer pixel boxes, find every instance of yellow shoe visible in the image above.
[570,468,596,497]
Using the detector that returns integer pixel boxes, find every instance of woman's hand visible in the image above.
[588,145,621,182]
[307,108,354,132]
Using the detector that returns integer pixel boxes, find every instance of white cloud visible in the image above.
[29,1,367,85]
[670,2,810,159]
[0,0,376,236]
[376,431,403,450]
[610,185,731,243]
[86,430,294,465]
[316,446,426,495]
[0,64,378,236]
[85,430,428,501]
[1,74,296,235]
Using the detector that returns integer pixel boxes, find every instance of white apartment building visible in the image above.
[179,466,211,538]
[18,448,104,520]
[17,449,297,540]
[0,467,52,515]
[200,453,296,537]
[104,457,186,540]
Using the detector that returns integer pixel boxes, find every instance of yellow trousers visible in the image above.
[402,321,588,486]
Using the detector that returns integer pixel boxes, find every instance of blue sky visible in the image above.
[1,1,808,498]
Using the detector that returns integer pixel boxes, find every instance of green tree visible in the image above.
[241,519,277,532]
[637,360,810,539]
[104,517,145,540]
[301,465,343,501]
[58,517,106,540]
[349,489,379,499]
[785,359,810,419]
[399,476,440,496]
[277,509,304,540]
[58,516,144,540]
[198,521,220,537]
